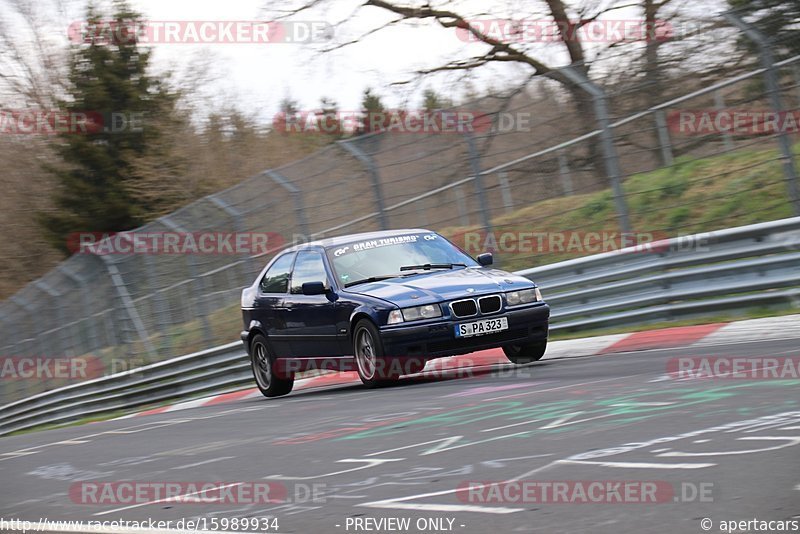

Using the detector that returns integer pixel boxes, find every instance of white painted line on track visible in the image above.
[169,455,236,470]
[359,460,558,514]
[557,459,716,469]
[480,418,543,433]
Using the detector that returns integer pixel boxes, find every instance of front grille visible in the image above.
[478,295,502,314]
[450,299,477,318]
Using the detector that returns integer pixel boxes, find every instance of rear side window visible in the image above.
[259,253,295,293]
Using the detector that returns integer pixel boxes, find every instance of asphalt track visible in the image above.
[1,337,799,534]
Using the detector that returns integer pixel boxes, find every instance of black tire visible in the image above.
[250,334,294,397]
[353,319,399,388]
[503,340,547,364]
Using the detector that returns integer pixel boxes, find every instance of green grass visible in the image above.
[439,142,796,272]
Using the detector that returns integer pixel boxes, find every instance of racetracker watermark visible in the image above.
[274,110,498,135]
[451,230,681,255]
[457,480,714,504]
[0,110,143,135]
[69,481,326,505]
[68,20,333,44]
[668,109,800,136]
[456,19,674,43]
[68,232,285,255]
[0,357,103,381]
[668,357,800,380]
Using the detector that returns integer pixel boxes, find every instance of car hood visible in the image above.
[344,267,535,308]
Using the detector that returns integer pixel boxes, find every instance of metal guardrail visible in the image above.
[1,217,799,436]
[519,217,800,331]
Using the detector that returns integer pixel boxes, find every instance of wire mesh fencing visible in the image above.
[1,10,799,405]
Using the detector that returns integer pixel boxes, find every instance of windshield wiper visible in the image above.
[344,275,400,288]
[399,263,467,272]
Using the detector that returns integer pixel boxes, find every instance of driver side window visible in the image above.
[290,251,329,294]
[259,253,294,293]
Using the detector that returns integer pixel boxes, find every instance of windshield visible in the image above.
[326,232,478,287]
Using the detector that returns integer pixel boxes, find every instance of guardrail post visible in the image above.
[560,66,632,234]
[263,170,310,240]
[337,139,389,230]
[724,11,800,216]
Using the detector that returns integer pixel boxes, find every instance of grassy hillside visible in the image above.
[441,143,795,272]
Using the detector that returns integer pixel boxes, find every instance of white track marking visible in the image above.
[265,458,405,481]
[557,459,715,469]
[358,460,559,514]
[658,436,800,456]
[169,456,236,470]
[480,418,543,433]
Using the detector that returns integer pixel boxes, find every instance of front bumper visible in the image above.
[379,302,550,359]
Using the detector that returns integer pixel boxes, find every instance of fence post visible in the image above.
[724,11,800,216]
[713,90,735,152]
[454,187,470,226]
[498,171,514,213]
[207,194,261,280]
[654,109,674,166]
[464,132,495,237]
[262,170,310,239]
[560,66,632,234]
[556,153,575,195]
[338,139,389,230]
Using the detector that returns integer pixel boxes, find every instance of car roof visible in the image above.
[282,228,434,252]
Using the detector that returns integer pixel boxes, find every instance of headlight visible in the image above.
[506,288,540,306]
[401,304,442,322]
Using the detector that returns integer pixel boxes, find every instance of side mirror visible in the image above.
[301,281,327,295]
[477,253,493,266]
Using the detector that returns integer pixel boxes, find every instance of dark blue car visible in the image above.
[240,229,550,397]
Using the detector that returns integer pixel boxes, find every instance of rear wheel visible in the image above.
[250,334,294,397]
[503,340,547,364]
[353,319,399,388]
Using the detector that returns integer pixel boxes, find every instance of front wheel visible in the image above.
[250,334,294,397]
[503,340,547,364]
[353,319,399,388]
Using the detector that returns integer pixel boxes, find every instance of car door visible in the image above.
[284,249,340,358]
[253,252,295,356]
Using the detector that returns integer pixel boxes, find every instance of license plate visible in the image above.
[455,317,509,338]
